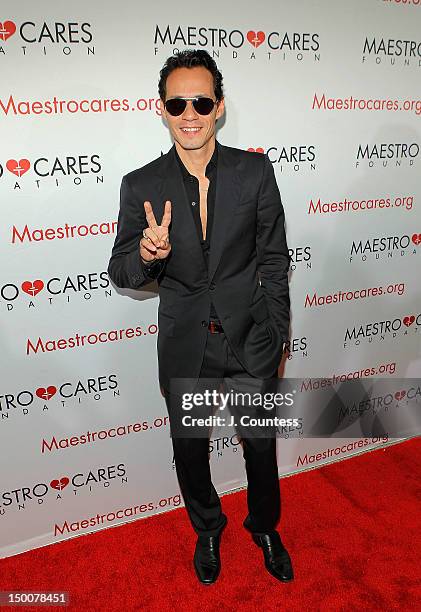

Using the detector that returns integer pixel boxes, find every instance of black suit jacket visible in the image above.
[107,139,291,392]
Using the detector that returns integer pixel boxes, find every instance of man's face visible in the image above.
[161,66,225,151]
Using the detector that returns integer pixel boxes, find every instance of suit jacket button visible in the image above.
[209,282,215,290]
[201,320,207,327]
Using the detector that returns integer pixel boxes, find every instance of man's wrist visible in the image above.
[140,254,157,267]
[139,254,165,281]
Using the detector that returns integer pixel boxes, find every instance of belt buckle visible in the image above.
[208,320,221,334]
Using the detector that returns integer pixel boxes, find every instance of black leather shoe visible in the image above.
[252,531,294,582]
[193,535,221,584]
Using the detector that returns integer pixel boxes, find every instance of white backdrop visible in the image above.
[1,0,420,558]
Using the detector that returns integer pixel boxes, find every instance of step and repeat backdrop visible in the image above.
[1,0,420,558]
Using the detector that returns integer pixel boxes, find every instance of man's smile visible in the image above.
[180,126,202,134]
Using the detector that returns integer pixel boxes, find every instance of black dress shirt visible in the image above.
[174,142,220,321]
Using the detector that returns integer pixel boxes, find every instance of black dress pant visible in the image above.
[163,328,281,538]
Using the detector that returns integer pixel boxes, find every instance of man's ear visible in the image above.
[216,97,225,120]
[159,98,168,123]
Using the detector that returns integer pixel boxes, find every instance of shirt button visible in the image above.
[191,201,196,206]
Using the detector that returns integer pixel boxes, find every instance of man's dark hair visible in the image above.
[158,49,224,102]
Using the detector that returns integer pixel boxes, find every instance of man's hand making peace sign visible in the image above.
[140,200,172,263]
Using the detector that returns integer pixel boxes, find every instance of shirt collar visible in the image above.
[174,140,218,179]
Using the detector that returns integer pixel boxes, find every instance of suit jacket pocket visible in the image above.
[158,311,176,337]
[249,295,270,324]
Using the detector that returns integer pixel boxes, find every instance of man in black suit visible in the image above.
[108,49,293,584]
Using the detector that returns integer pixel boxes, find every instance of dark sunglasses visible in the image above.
[164,96,217,116]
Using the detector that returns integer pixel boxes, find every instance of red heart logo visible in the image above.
[247,31,265,48]
[0,21,16,41]
[6,159,31,177]
[50,477,69,491]
[411,233,421,245]
[403,315,415,327]
[36,386,57,401]
[394,390,406,401]
[247,147,265,154]
[21,280,44,296]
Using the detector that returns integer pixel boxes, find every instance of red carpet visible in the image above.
[1,438,419,611]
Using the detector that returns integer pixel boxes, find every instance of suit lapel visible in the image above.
[156,140,243,280]
[208,142,242,282]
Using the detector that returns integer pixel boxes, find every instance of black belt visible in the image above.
[208,320,224,334]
